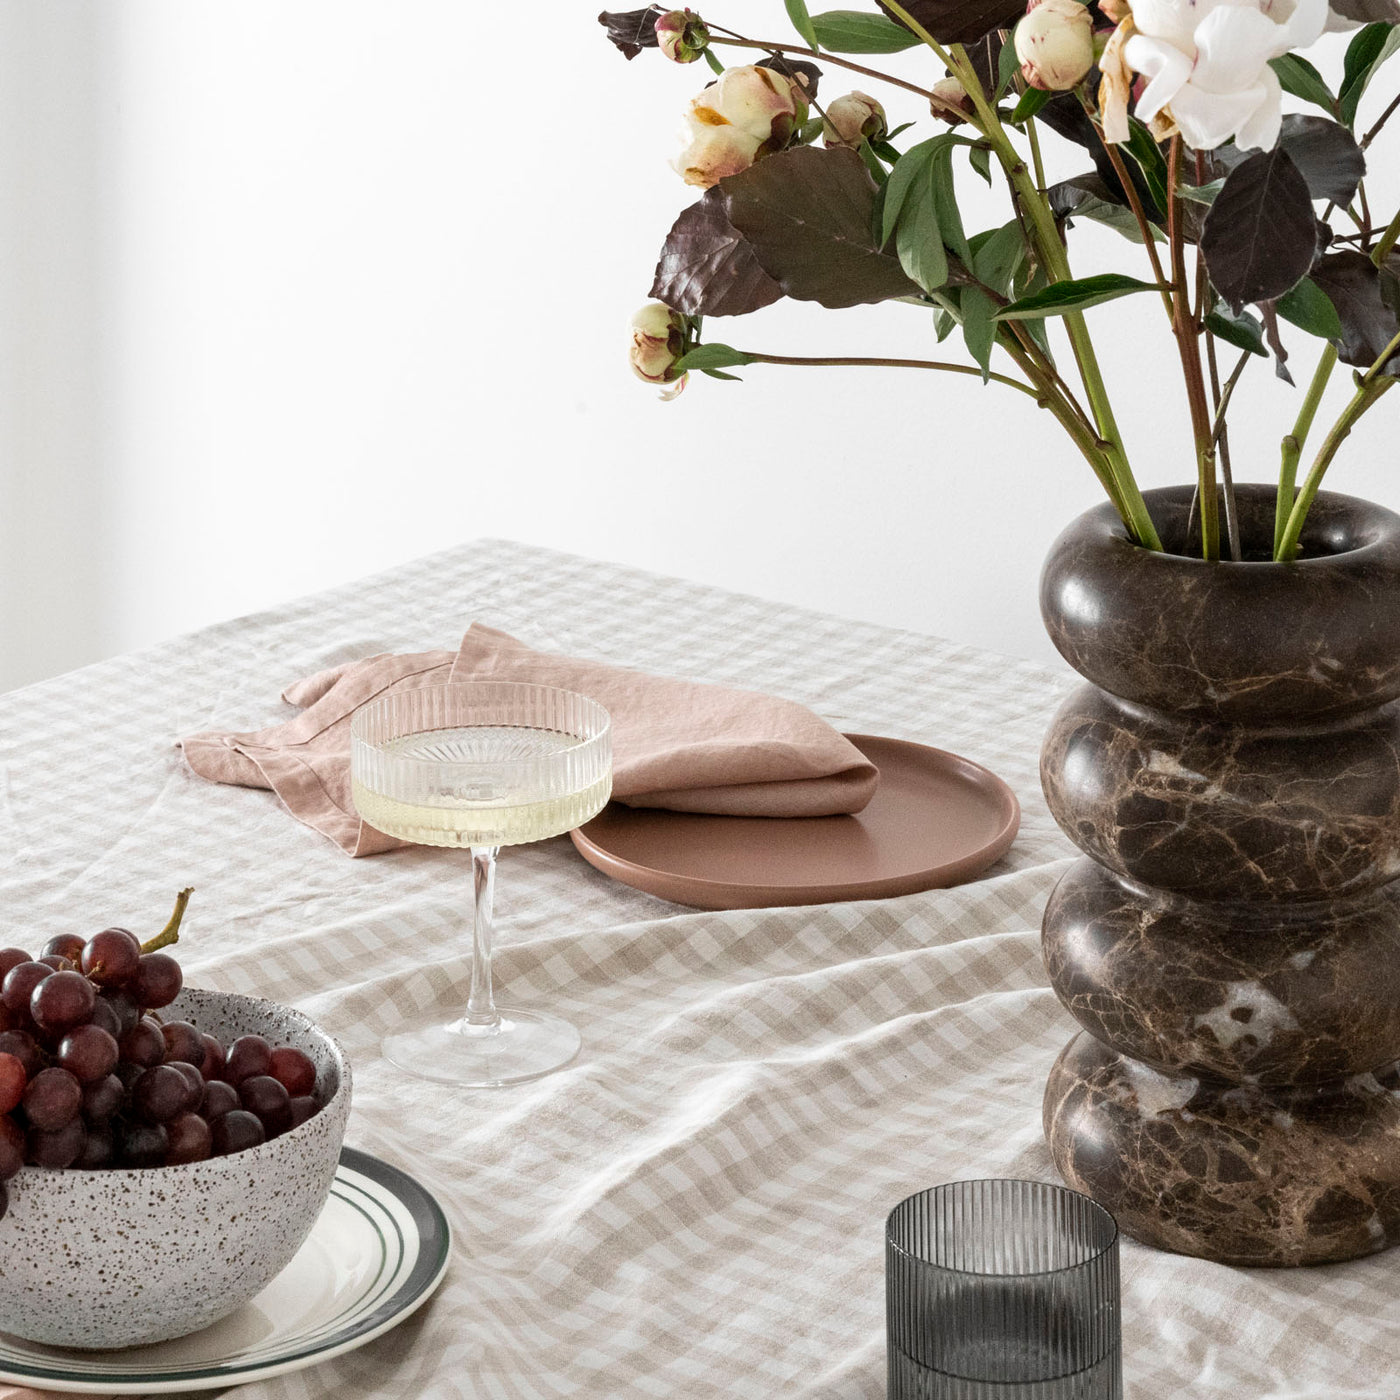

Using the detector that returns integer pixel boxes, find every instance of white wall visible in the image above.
[3,2,1398,689]
[0,1,104,691]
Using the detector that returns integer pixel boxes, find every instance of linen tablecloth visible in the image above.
[0,539,1393,1400]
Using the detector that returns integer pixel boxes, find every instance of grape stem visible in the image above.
[142,887,194,954]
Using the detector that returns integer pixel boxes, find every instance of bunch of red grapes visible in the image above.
[0,924,322,1219]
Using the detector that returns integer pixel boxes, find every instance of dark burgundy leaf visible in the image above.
[721,146,921,308]
[651,189,785,317]
[1214,116,1366,206]
[598,6,665,59]
[1048,172,1117,220]
[757,55,823,102]
[876,0,1026,44]
[961,30,1004,93]
[1201,148,1317,313]
[1330,0,1400,20]
[1035,91,1163,221]
[1309,251,1400,374]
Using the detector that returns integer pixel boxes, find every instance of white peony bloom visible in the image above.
[1123,0,1330,151]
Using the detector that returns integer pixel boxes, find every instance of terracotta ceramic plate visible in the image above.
[570,733,1020,910]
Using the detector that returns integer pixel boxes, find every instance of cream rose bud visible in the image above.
[822,91,887,149]
[654,9,709,63]
[930,76,973,123]
[1015,0,1095,91]
[671,64,805,188]
[628,303,685,385]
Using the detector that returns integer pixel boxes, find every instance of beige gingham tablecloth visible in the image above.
[1,540,1395,1400]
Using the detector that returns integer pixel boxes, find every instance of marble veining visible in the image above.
[1039,486,1400,1267]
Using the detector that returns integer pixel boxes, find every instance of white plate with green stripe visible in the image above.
[0,1147,452,1394]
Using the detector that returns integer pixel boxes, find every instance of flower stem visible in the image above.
[1361,90,1400,152]
[1206,336,1245,561]
[880,5,1160,547]
[738,350,1038,395]
[1167,135,1218,560]
[1275,342,1337,557]
[707,34,936,102]
[1078,90,1173,319]
[1373,207,1400,267]
[998,335,1128,513]
[1276,333,1400,562]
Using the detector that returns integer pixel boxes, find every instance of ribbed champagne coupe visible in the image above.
[350,682,612,1086]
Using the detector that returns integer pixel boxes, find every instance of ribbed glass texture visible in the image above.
[887,1179,1121,1400]
[350,683,612,848]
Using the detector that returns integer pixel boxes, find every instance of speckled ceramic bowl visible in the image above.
[0,987,351,1350]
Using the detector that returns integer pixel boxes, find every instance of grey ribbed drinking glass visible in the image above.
[350,682,611,1088]
[886,1179,1121,1399]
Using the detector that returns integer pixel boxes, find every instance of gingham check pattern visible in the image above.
[2,539,1396,1400]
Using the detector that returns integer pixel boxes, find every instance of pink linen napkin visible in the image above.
[180,624,879,856]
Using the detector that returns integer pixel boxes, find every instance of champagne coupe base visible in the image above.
[382,1009,582,1088]
[350,683,613,1092]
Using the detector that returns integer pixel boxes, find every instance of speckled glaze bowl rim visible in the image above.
[11,986,350,1188]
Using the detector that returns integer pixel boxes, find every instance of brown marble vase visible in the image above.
[1039,484,1400,1266]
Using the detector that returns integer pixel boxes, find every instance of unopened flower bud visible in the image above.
[628,303,686,387]
[1015,0,1095,91]
[672,65,806,188]
[655,9,710,63]
[930,76,974,123]
[821,91,887,149]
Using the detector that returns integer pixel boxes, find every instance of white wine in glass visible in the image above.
[350,683,612,1086]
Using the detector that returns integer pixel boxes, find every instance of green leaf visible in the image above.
[971,220,1028,297]
[699,367,742,380]
[796,117,825,144]
[675,343,754,371]
[1205,306,1268,358]
[995,272,1161,320]
[808,8,920,52]
[1123,120,1171,219]
[703,47,725,76]
[996,37,1020,98]
[785,0,821,50]
[1048,174,1163,245]
[1176,180,1225,207]
[1275,277,1344,341]
[894,158,950,293]
[969,145,992,186]
[933,306,957,342]
[930,139,970,264]
[960,287,998,382]
[1340,22,1398,126]
[1269,54,1336,115]
[1010,87,1053,124]
[856,138,888,183]
[881,138,935,245]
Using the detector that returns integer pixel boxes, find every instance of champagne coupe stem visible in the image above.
[464,845,501,1031]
